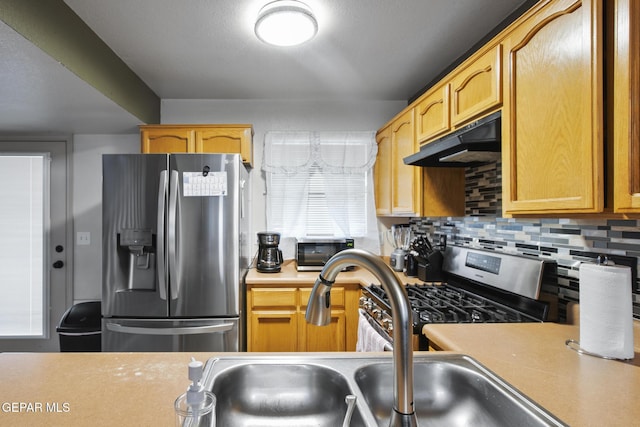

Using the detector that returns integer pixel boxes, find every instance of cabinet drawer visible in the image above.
[251,288,297,309]
[300,287,345,309]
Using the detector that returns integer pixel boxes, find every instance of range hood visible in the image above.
[404,111,502,167]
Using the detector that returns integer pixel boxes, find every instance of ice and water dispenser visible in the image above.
[118,229,156,291]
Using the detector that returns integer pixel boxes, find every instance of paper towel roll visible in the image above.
[579,262,634,359]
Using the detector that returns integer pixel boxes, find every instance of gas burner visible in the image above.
[363,282,540,326]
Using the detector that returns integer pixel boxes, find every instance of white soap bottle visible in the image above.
[175,358,216,427]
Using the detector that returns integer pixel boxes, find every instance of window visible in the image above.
[0,154,49,337]
[263,131,379,257]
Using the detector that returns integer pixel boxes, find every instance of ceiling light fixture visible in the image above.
[254,0,318,47]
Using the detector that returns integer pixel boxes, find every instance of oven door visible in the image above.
[356,309,393,352]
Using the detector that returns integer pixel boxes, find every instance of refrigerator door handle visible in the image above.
[157,170,168,301]
[168,170,180,300]
[105,322,234,335]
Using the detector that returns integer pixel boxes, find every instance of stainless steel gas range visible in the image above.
[359,246,556,351]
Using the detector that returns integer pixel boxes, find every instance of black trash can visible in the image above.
[56,301,102,352]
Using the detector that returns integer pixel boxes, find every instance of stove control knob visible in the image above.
[382,319,392,331]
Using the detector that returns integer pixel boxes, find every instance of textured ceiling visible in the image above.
[0,0,532,134]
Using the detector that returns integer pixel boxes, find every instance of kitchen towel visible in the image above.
[356,309,391,352]
[579,262,634,359]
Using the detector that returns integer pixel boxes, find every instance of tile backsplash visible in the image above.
[410,161,640,321]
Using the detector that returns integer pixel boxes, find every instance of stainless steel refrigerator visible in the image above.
[101,153,249,352]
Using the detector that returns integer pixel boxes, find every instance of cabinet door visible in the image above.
[374,125,392,215]
[300,313,346,351]
[613,0,640,212]
[140,127,194,153]
[502,0,604,214]
[415,83,451,143]
[451,45,502,127]
[300,288,346,352]
[391,109,422,215]
[195,127,253,166]
[250,311,298,352]
[248,288,298,352]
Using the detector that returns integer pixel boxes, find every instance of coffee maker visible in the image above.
[256,232,283,273]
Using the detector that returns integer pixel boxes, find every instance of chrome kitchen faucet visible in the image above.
[305,248,418,427]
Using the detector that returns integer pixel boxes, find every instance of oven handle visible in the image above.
[364,316,393,351]
[358,308,394,351]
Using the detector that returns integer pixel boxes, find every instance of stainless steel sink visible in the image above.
[355,358,563,426]
[201,354,566,427]
[206,360,367,427]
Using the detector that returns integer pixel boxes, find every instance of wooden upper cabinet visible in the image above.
[141,127,194,153]
[501,0,604,215]
[415,83,451,143]
[195,127,253,165]
[450,44,502,127]
[140,124,254,166]
[374,124,392,216]
[612,0,640,212]
[390,109,422,216]
[415,44,501,147]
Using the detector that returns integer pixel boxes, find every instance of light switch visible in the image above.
[77,232,91,246]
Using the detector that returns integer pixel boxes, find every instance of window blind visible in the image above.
[263,131,380,257]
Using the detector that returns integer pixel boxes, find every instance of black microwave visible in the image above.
[295,238,355,271]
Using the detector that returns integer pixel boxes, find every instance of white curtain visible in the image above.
[263,131,380,258]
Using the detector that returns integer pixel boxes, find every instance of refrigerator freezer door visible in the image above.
[102,154,169,317]
[101,318,240,352]
[168,154,244,317]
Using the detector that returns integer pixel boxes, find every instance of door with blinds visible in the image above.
[0,140,70,352]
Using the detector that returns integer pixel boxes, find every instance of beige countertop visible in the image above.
[0,352,213,427]
[2,328,638,426]
[245,258,415,286]
[423,321,640,427]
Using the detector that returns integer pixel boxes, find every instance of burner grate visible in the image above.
[366,282,538,325]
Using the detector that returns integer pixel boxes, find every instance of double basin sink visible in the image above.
[201,353,566,427]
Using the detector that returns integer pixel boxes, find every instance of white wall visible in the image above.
[72,134,139,301]
[71,98,406,300]
[162,98,406,257]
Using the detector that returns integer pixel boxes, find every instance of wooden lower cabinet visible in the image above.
[249,288,299,352]
[247,284,360,352]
